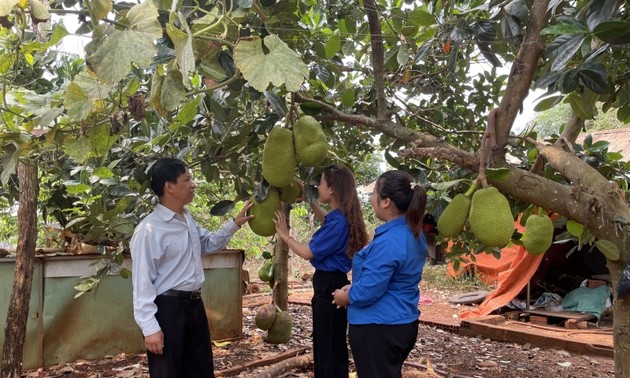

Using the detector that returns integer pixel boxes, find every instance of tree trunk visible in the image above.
[274,202,290,311]
[613,280,630,377]
[1,161,38,377]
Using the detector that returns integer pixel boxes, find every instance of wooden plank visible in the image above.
[459,318,612,358]
[523,309,594,321]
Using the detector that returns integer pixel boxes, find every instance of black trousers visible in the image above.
[349,320,419,378]
[312,270,350,378]
[147,295,214,378]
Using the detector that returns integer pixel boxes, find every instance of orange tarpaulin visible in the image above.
[446,221,546,318]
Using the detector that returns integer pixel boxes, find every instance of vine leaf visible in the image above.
[64,73,114,121]
[166,12,195,86]
[86,1,162,84]
[233,34,308,92]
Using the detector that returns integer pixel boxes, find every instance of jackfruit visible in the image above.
[266,310,292,344]
[523,213,554,256]
[248,188,280,237]
[258,259,274,282]
[262,127,296,187]
[469,187,514,248]
[279,180,302,204]
[437,183,477,237]
[293,116,328,166]
[254,303,277,331]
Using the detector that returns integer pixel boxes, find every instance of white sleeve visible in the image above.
[130,224,161,336]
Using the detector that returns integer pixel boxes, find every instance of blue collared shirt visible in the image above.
[309,208,352,272]
[130,204,239,336]
[348,216,426,325]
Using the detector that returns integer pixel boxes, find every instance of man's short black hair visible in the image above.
[148,158,188,197]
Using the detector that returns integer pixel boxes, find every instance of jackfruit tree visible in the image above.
[1,0,630,375]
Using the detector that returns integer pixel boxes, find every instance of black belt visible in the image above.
[159,289,202,300]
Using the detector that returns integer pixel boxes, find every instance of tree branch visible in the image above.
[494,0,550,149]
[363,0,388,118]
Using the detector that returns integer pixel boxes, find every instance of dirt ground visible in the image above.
[22,264,615,378]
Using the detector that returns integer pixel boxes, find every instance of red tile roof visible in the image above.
[575,128,630,161]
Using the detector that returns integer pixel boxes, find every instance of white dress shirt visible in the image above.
[130,204,239,336]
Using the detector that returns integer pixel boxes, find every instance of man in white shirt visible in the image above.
[130,157,252,377]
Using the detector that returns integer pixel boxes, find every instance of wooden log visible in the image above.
[215,347,309,377]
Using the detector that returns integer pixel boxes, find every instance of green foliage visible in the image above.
[422,264,494,294]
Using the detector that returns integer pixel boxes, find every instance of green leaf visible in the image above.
[578,61,610,94]
[64,73,113,121]
[66,182,92,194]
[63,81,91,121]
[533,95,563,111]
[550,35,584,72]
[324,34,341,59]
[92,166,114,179]
[397,45,409,66]
[617,105,630,122]
[210,200,235,216]
[1,144,19,186]
[166,12,195,85]
[173,96,201,124]
[90,123,118,158]
[148,66,186,114]
[408,8,434,27]
[119,268,132,279]
[90,0,112,21]
[586,0,617,32]
[595,239,620,261]
[593,21,630,45]
[566,220,583,237]
[86,1,162,83]
[541,23,587,36]
[233,34,309,92]
[566,92,596,120]
[341,87,355,107]
[504,0,528,21]
[64,138,92,164]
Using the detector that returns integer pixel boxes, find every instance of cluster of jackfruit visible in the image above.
[437,185,515,248]
[249,116,328,236]
[523,212,554,256]
[254,303,293,344]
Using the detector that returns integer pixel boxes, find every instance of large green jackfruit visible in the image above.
[293,116,328,166]
[469,187,514,248]
[266,310,292,344]
[524,213,554,255]
[438,195,471,237]
[262,127,296,187]
[248,189,280,237]
[279,179,302,204]
[254,303,277,331]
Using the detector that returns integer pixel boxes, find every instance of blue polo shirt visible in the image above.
[309,208,352,273]
[348,216,426,325]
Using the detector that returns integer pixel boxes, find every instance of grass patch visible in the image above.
[421,264,495,294]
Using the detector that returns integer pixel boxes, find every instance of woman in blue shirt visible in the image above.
[333,170,427,378]
[275,165,369,377]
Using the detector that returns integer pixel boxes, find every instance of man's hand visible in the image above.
[145,331,164,355]
[234,200,254,227]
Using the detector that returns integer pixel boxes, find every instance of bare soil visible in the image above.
[22,262,615,378]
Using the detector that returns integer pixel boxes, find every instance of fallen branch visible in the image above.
[215,347,309,377]
[247,353,313,378]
